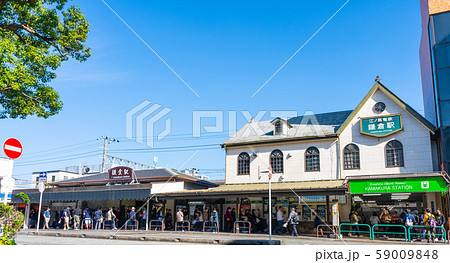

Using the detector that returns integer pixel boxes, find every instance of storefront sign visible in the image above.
[349,177,447,194]
[331,200,339,227]
[108,166,134,181]
[360,114,402,137]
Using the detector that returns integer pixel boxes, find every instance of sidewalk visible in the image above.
[23,229,446,245]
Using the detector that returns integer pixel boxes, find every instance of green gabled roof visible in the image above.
[336,81,436,135]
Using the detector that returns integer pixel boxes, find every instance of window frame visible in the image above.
[343,143,360,170]
[274,121,283,135]
[305,146,320,172]
[270,149,284,174]
[237,152,250,175]
[385,140,404,168]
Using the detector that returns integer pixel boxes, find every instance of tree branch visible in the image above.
[0,0,36,7]
[0,23,73,57]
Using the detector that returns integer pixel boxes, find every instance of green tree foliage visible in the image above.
[0,0,90,119]
[0,203,24,245]
[15,192,30,203]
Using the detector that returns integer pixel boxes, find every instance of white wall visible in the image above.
[151,182,184,194]
[0,158,13,178]
[340,89,434,178]
[225,138,339,184]
[225,89,435,184]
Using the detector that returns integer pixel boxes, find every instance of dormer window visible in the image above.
[274,121,283,135]
[270,118,292,136]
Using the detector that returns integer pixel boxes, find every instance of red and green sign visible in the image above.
[349,177,448,194]
[360,114,402,137]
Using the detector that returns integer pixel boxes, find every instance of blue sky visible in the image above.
[2,0,426,184]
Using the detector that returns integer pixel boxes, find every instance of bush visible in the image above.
[0,204,25,245]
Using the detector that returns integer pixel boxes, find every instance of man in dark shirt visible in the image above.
[73,207,82,230]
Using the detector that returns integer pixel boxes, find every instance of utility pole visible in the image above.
[98,136,119,172]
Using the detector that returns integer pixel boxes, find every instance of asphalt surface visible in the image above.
[15,233,189,245]
[14,229,443,245]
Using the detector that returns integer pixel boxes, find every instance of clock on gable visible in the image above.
[373,102,386,114]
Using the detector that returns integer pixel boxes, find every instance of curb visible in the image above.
[28,231,281,245]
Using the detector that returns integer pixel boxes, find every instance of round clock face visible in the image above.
[373,102,386,114]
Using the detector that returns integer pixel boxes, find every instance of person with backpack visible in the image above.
[402,209,415,240]
[288,208,299,237]
[423,208,436,243]
[434,209,446,241]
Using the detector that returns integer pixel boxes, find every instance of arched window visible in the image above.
[305,147,320,171]
[344,144,360,169]
[386,140,404,167]
[274,121,283,135]
[237,152,250,175]
[270,150,284,173]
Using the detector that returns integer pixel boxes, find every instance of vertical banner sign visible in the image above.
[332,200,339,227]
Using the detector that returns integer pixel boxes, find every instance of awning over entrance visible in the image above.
[156,180,346,198]
[11,189,151,203]
[347,172,450,195]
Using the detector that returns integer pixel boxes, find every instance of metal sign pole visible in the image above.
[36,191,43,232]
[268,176,272,241]
[36,182,45,232]
[146,200,149,231]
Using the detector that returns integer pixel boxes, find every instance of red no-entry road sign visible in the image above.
[3,138,23,159]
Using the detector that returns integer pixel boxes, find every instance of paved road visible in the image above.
[15,233,190,245]
[15,229,441,245]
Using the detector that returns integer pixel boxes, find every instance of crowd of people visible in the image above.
[28,204,447,242]
[348,207,446,243]
[28,206,166,231]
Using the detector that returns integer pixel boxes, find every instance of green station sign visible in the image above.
[349,177,448,195]
[360,114,402,137]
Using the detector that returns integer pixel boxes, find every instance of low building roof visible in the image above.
[155,180,346,198]
[49,168,218,188]
[222,110,352,147]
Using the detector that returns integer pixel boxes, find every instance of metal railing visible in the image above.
[372,224,408,242]
[149,220,165,231]
[316,224,338,238]
[124,220,139,230]
[407,225,447,243]
[203,221,219,233]
[175,221,190,231]
[103,220,116,230]
[234,221,251,234]
[338,223,372,239]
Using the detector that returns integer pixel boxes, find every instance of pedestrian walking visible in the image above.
[63,206,71,230]
[273,206,284,234]
[165,209,173,230]
[73,207,82,230]
[349,210,360,237]
[43,207,51,229]
[94,207,103,230]
[141,208,147,230]
[211,208,219,232]
[128,207,137,231]
[176,208,185,231]
[423,208,437,243]
[83,207,92,230]
[107,207,117,230]
[369,212,379,226]
[435,209,445,241]
[225,207,232,232]
[288,208,299,237]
